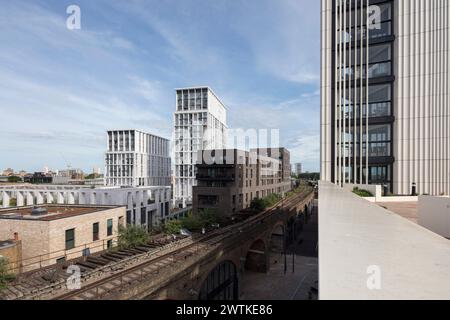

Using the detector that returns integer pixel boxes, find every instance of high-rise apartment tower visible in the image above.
[321,0,450,195]
[174,87,227,206]
[105,130,171,187]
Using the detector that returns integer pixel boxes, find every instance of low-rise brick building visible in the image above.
[0,205,126,273]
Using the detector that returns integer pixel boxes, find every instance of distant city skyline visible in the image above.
[0,0,321,173]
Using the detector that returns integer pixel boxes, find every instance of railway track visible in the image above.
[54,187,313,300]
[0,234,192,300]
[3,187,313,300]
[56,232,226,300]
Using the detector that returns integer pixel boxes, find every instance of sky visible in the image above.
[0,0,321,173]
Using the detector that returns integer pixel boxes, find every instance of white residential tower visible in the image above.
[174,87,228,207]
[105,130,171,187]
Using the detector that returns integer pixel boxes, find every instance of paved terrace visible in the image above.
[319,181,450,300]
[376,202,418,224]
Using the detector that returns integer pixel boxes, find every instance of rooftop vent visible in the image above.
[31,207,48,216]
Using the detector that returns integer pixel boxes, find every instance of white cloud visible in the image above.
[229,0,321,84]
[0,0,321,172]
[225,91,320,171]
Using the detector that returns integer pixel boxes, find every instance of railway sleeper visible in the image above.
[87,256,111,266]
[76,261,99,270]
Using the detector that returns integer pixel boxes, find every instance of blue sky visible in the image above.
[0,0,320,173]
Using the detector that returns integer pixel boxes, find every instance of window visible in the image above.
[93,222,99,241]
[56,257,66,264]
[141,208,147,224]
[65,229,75,250]
[107,219,113,236]
[82,248,91,257]
[107,240,113,249]
[126,210,132,225]
[165,202,170,217]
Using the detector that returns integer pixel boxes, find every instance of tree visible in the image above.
[250,198,266,212]
[298,172,320,181]
[179,209,226,232]
[85,173,102,180]
[164,219,183,235]
[0,258,15,290]
[7,176,22,183]
[117,225,149,249]
[264,193,282,208]
[198,208,225,226]
[181,214,204,232]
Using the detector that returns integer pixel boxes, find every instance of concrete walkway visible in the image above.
[240,206,318,300]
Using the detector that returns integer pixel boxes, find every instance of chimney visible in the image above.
[13,232,19,241]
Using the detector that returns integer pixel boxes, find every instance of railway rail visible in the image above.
[2,187,313,300]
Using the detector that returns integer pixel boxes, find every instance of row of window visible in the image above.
[65,219,116,251]
[338,83,392,105]
[338,165,391,185]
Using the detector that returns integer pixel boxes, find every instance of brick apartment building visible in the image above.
[192,148,292,216]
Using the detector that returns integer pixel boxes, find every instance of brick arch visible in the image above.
[244,238,268,273]
[269,221,286,267]
[270,221,286,238]
[197,259,239,301]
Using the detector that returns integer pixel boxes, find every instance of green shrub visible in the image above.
[198,208,225,225]
[7,176,22,183]
[0,258,15,290]
[249,193,283,213]
[164,219,183,235]
[250,198,266,212]
[118,225,149,249]
[264,193,282,207]
[352,187,374,197]
[181,214,204,232]
[8,198,17,207]
[179,209,225,232]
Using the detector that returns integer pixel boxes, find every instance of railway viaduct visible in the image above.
[93,188,316,301]
[8,187,315,300]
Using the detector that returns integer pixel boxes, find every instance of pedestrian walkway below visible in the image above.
[240,206,318,300]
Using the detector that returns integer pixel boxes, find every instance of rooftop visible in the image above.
[0,205,121,222]
[0,240,18,249]
[175,86,228,110]
[106,129,170,142]
[319,181,450,300]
